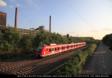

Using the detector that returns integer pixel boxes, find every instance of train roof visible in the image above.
[43,42,85,48]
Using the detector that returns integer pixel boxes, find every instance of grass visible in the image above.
[51,43,97,76]
[0,43,97,64]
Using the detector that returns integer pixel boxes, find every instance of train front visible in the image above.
[34,47,43,58]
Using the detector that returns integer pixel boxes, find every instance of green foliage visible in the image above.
[32,30,70,48]
[0,28,98,61]
[102,34,112,47]
[0,41,13,51]
[0,29,20,53]
[3,29,19,44]
[53,44,97,76]
[17,35,33,52]
[32,30,48,48]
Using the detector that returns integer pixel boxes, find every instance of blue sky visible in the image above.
[0,0,112,39]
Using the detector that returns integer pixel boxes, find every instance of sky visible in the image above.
[0,0,112,39]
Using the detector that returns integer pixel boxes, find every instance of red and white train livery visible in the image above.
[34,42,86,58]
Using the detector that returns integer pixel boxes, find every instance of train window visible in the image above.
[49,49,51,52]
[58,47,60,50]
[46,49,48,51]
[55,48,58,51]
[55,48,56,51]
[55,48,57,51]
[62,47,65,49]
[49,48,55,52]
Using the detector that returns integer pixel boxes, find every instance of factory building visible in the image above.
[0,12,6,28]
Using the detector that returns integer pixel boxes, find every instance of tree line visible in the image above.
[102,34,112,50]
[0,28,98,54]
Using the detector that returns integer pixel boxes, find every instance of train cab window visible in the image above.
[36,47,42,53]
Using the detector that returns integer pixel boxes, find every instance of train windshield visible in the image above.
[36,47,42,53]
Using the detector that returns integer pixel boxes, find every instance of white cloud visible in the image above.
[0,0,7,7]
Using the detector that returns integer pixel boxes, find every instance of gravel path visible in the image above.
[82,43,112,75]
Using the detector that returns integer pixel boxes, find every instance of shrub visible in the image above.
[0,29,20,54]
[53,43,97,76]
[17,35,33,52]
[102,34,112,50]
[0,28,98,61]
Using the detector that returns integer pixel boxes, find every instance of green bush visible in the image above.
[102,34,112,50]
[17,35,33,52]
[53,44,97,76]
[0,29,20,54]
[0,28,98,61]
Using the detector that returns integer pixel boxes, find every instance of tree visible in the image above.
[17,35,33,52]
[0,28,20,53]
[102,34,112,47]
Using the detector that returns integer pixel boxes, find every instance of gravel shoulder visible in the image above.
[82,43,112,75]
[0,48,82,75]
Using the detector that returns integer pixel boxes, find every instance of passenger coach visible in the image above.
[34,42,86,58]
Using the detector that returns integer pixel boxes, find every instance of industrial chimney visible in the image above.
[49,16,51,33]
[14,7,18,30]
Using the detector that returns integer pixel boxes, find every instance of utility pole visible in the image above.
[49,16,51,33]
[14,7,18,31]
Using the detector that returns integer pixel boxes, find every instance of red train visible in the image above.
[34,42,86,58]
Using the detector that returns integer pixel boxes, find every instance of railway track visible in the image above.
[0,47,86,76]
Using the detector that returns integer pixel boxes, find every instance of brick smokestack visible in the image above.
[14,7,18,30]
[49,16,51,33]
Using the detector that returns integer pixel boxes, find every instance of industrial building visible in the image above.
[0,11,6,28]
[0,8,48,35]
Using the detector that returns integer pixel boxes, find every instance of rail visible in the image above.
[44,46,88,75]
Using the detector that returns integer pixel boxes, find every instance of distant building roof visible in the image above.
[0,11,6,15]
[35,26,45,30]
